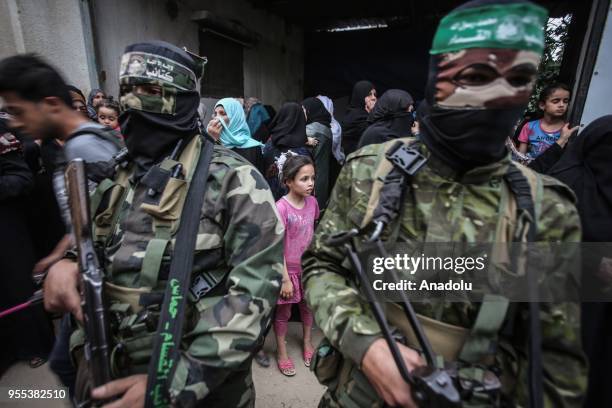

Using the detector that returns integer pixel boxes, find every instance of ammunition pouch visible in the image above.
[106,283,162,377]
[70,282,162,378]
[386,303,470,363]
[311,337,342,389]
[141,175,187,228]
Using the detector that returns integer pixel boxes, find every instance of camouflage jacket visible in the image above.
[303,140,586,407]
[85,139,283,404]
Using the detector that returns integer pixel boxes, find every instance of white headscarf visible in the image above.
[317,95,344,164]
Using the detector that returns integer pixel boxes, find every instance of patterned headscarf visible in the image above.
[87,88,105,120]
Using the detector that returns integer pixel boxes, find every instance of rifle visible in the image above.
[65,159,113,391]
[326,229,462,407]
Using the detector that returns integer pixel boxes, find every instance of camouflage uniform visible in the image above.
[302,141,587,407]
[71,140,284,407]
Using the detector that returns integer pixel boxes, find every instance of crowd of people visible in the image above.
[0,0,611,407]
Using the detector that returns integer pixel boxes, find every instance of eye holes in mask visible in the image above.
[453,63,538,88]
[120,84,164,97]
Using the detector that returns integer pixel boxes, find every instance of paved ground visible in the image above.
[253,323,325,408]
[0,361,70,408]
[0,322,325,407]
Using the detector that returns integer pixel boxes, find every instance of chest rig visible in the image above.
[358,139,544,406]
[92,136,198,290]
[74,135,221,377]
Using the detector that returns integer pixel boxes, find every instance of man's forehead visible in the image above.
[0,91,29,106]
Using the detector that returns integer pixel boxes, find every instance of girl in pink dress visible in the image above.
[274,154,319,376]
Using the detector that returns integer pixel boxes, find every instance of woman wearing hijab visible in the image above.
[66,85,89,118]
[317,95,344,191]
[317,95,343,163]
[547,115,612,408]
[341,80,377,156]
[206,97,265,174]
[358,89,415,149]
[87,88,105,121]
[263,102,316,199]
[245,97,272,144]
[303,97,332,209]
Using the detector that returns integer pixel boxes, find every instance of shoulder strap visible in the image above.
[71,126,125,150]
[144,137,214,408]
[365,140,427,238]
[503,162,543,408]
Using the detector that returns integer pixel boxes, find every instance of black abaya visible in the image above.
[548,115,612,408]
[341,80,375,155]
[0,151,54,375]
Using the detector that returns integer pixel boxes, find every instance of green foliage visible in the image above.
[527,15,572,112]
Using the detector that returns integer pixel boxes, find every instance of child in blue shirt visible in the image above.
[518,83,576,159]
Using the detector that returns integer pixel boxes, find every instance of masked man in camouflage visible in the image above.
[43,41,283,407]
[303,1,586,407]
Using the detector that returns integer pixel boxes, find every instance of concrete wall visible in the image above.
[91,0,303,111]
[186,0,304,106]
[90,0,200,99]
[0,0,97,96]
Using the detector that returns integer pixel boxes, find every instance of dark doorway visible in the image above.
[304,24,435,103]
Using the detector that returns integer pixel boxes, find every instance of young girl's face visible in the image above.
[287,164,315,198]
[540,88,570,119]
[98,106,119,129]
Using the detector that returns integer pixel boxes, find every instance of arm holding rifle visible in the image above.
[302,149,424,408]
[44,160,118,405]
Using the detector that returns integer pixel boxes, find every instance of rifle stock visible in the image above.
[65,159,112,388]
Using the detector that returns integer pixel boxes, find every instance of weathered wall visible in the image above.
[90,0,199,99]
[0,0,22,57]
[91,0,304,111]
[187,0,304,106]
[0,0,96,95]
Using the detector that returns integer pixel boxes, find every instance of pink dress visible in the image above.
[276,195,319,304]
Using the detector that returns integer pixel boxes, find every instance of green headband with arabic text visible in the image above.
[430,3,548,55]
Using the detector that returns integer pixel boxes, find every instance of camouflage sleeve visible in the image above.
[168,163,284,404]
[515,181,587,407]
[302,155,383,367]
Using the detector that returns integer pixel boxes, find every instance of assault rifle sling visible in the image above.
[144,137,214,408]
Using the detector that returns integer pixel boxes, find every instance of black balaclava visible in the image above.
[303,97,331,127]
[418,0,547,173]
[118,41,203,175]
